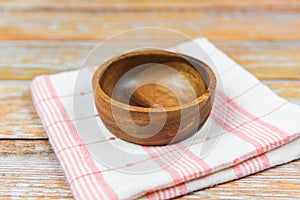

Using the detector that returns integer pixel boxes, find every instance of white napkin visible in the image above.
[31,38,300,199]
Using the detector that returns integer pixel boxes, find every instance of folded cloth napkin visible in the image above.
[31,38,300,199]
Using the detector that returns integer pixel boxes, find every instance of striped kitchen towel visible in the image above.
[30,38,300,199]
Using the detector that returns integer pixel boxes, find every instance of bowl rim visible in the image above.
[92,49,216,113]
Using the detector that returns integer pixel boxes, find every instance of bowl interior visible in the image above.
[99,50,212,108]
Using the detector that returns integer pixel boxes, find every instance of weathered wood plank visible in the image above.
[0,10,299,41]
[0,0,299,12]
[216,41,300,80]
[0,41,96,68]
[0,140,72,198]
[0,41,299,80]
[0,140,299,199]
[0,80,299,139]
[0,81,46,139]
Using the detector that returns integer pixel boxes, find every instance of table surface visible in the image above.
[1,0,300,199]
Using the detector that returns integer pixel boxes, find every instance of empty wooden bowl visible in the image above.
[92,49,216,146]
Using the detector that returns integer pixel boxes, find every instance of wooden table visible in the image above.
[1,0,300,199]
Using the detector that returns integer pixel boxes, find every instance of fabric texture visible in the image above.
[31,38,300,199]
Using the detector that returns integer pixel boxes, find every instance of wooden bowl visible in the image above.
[92,49,216,146]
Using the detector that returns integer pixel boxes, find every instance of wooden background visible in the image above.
[0,0,300,199]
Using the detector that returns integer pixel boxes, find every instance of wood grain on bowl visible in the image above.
[92,50,216,145]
